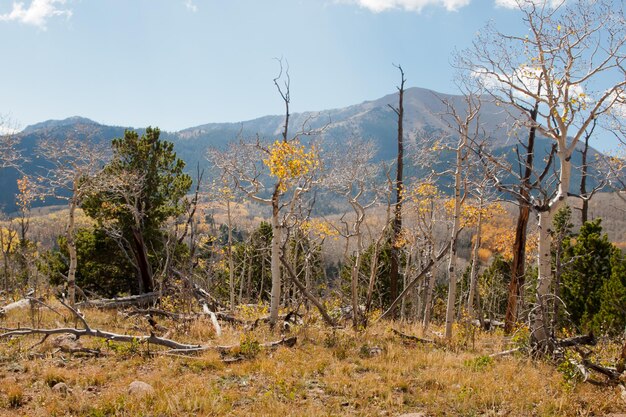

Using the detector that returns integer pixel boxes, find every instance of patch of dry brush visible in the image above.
[0,302,624,417]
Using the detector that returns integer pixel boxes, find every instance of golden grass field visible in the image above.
[0,301,624,417]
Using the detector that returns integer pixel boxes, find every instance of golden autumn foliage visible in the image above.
[16,176,35,212]
[409,182,440,216]
[443,199,505,228]
[299,219,338,241]
[263,140,319,191]
[0,227,17,253]
[478,216,538,263]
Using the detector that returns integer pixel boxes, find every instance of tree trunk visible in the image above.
[269,188,282,327]
[579,130,592,224]
[467,209,483,319]
[389,66,405,319]
[504,91,539,334]
[131,227,154,294]
[445,143,464,339]
[227,199,235,314]
[504,202,530,333]
[66,195,78,307]
[532,153,570,349]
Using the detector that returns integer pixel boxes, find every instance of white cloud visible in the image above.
[0,0,71,29]
[341,0,471,13]
[184,0,198,13]
[495,0,564,9]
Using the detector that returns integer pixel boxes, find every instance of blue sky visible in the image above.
[0,0,534,132]
[8,0,625,156]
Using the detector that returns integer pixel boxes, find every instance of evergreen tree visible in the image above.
[43,227,136,297]
[83,127,192,293]
[562,219,614,331]
[594,249,626,336]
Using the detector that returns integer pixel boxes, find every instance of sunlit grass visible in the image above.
[0,302,623,416]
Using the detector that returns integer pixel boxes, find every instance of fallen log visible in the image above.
[77,292,161,309]
[581,359,621,381]
[163,335,298,354]
[391,328,436,345]
[489,347,522,358]
[0,298,32,316]
[1,325,297,355]
[555,333,596,348]
[1,326,203,350]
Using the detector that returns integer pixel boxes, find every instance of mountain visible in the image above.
[0,87,602,212]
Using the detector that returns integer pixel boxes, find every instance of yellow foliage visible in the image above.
[0,227,17,253]
[16,176,35,212]
[478,247,493,262]
[409,182,440,217]
[444,200,505,228]
[263,140,319,191]
[300,219,338,241]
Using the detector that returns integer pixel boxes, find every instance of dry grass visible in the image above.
[0,303,624,417]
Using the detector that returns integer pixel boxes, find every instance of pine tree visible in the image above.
[562,219,614,331]
[594,250,626,336]
[83,127,192,293]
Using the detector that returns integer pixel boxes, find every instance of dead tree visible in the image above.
[388,64,406,319]
[464,0,626,351]
[441,88,481,339]
[208,60,324,327]
[326,139,379,328]
[34,136,109,306]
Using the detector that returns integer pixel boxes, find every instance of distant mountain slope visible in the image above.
[0,87,603,212]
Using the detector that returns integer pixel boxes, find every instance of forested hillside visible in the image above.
[1,0,625,416]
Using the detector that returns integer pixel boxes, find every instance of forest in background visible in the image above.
[1,0,626,415]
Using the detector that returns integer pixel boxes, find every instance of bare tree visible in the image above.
[441,89,481,339]
[35,136,109,305]
[573,120,606,224]
[326,139,379,328]
[464,0,625,350]
[0,116,21,170]
[388,65,406,319]
[209,61,323,326]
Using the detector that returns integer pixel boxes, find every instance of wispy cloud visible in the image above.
[0,0,71,29]
[495,0,564,9]
[339,0,471,13]
[184,0,198,13]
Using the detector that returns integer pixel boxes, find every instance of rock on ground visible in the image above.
[128,380,155,397]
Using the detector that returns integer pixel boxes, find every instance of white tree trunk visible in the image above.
[445,145,463,339]
[467,210,482,319]
[269,201,282,326]
[227,199,235,314]
[532,152,571,347]
[66,193,78,307]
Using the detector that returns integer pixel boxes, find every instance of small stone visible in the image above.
[398,413,427,417]
[369,346,383,357]
[52,382,69,395]
[128,380,155,397]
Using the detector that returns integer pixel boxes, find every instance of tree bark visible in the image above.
[227,198,235,314]
[445,143,464,339]
[131,227,154,294]
[269,186,282,327]
[504,202,530,333]
[389,66,405,319]
[467,209,482,318]
[504,90,538,334]
[532,150,569,350]
[66,192,78,307]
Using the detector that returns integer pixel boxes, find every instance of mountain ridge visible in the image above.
[1,86,603,212]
